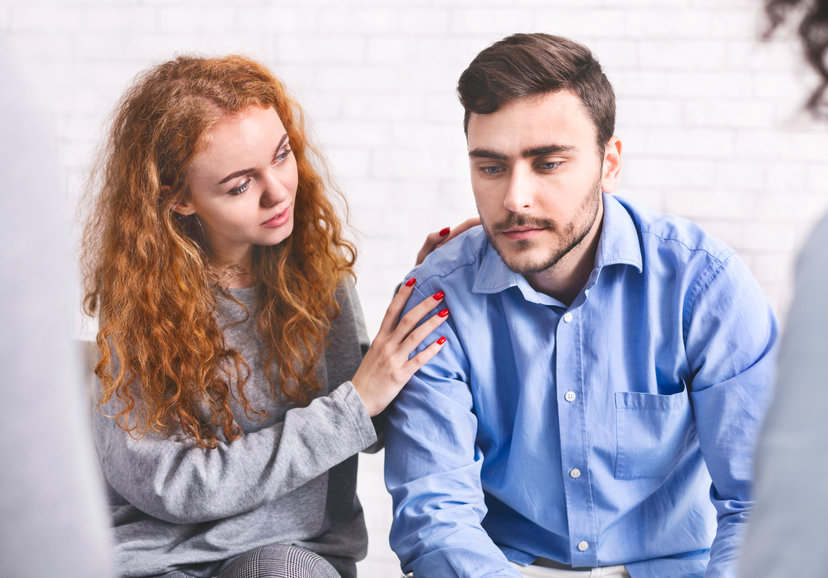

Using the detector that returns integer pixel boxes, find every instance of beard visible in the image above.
[482,177,603,276]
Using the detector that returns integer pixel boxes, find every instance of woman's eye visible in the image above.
[275,147,292,163]
[228,178,251,196]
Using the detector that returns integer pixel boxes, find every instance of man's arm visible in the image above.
[384,288,521,577]
[683,253,779,578]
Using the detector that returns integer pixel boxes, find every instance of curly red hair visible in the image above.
[82,55,356,448]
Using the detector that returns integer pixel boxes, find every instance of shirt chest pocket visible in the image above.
[614,389,694,479]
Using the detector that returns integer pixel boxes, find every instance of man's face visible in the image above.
[467,90,620,278]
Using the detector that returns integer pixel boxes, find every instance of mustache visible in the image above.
[490,214,556,234]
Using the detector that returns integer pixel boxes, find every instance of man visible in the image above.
[384,33,777,578]
[739,1,828,576]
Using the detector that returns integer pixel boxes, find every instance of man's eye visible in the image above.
[538,161,561,171]
[480,166,504,175]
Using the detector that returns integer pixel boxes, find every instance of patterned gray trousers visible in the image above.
[155,544,346,578]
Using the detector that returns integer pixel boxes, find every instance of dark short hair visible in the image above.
[457,33,616,148]
[764,0,827,116]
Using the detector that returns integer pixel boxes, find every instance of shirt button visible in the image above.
[577,541,589,552]
[563,312,573,323]
[564,391,576,402]
[569,468,581,479]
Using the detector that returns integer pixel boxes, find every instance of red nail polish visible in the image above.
[439,227,450,237]
[405,277,416,287]
[438,308,449,317]
[432,291,445,301]
[437,336,447,345]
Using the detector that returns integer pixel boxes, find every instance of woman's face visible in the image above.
[175,105,299,268]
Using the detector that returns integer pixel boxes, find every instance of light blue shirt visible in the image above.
[385,194,777,578]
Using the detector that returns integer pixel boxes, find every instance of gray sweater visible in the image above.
[739,214,828,577]
[93,280,377,577]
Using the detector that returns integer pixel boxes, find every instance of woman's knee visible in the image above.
[217,543,341,578]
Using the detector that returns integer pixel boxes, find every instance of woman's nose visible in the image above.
[260,171,290,207]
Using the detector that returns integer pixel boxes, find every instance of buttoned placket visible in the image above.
[555,304,598,567]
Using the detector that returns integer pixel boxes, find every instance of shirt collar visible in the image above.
[472,193,643,299]
[595,193,643,273]
[473,241,518,295]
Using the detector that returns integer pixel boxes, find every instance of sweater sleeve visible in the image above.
[328,277,387,452]
[739,216,828,578]
[93,278,377,525]
[95,382,376,524]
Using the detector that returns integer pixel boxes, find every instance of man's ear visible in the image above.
[600,136,622,194]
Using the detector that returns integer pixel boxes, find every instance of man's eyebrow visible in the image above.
[468,144,575,161]
[468,148,507,160]
[522,144,575,158]
[217,133,289,184]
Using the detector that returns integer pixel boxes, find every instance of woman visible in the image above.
[82,54,449,578]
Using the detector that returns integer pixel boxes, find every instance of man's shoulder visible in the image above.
[616,196,735,265]
[409,225,488,291]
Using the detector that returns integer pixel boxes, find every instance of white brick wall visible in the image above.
[4,1,827,575]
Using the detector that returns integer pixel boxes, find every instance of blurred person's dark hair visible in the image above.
[764,0,828,115]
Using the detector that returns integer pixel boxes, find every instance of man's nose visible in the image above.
[502,166,534,212]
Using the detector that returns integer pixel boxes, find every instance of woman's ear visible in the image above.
[169,188,196,216]
[172,200,196,216]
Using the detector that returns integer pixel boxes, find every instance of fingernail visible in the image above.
[405,277,416,287]
[437,336,447,345]
[438,308,449,317]
[439,227,450,237]
[432,290,445,301]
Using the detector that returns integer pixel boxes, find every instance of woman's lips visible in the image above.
[262,205,291,228]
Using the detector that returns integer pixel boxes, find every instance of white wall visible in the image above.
[3,0,827,575]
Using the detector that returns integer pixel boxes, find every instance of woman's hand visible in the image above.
[351,278,449,416]
[414,218,480,266]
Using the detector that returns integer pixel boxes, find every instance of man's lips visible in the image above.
[261,205,291,228]
[501,227,546,240]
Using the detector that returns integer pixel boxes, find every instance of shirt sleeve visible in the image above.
[738,216,828,578]
[384,285,522,577]
[682,253,779,577]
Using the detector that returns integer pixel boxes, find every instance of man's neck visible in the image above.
[525,218,603,306]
